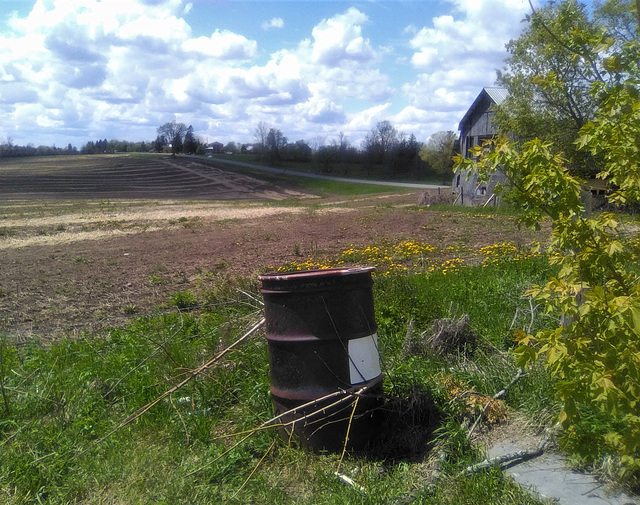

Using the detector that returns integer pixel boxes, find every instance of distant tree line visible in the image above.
[1,118,457,182]
[155,122,204,156]
[81,139,150,154]
[0,138,79,158]
[0,137,150,157]
[252,120,455,181]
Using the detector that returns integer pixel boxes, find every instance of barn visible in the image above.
[453,87,508,206]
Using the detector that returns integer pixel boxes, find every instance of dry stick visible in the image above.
[77,317,265,458]
[186,387,369,478]
[460,437,550,476]
[0,336,10,415]
[399,368,527,503]
[186,433,255,478]
[509,307,520,331]
[2,385,66,408]
[110,369,192,405]
[141,324,185,368]
[335,472,366,492]
[231,439,276,499]
[527,297,538,334]
[334,396,367,493]
[0,424,24,449]
[104,318,185,399]
[198,369,264,424]
[170,393,190,446]
[209,387,368,443]
[237,289,264,307]
[467,368,525,438]
[336,395,360,474]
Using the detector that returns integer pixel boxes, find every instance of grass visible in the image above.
[279,176,404,196]
[209,153,452,186]
[0,249,563,504]
[200,156,422,196]
[169,290,200,310]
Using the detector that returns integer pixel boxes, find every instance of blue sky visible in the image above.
[1,0,543,148]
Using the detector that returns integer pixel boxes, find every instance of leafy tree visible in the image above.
[266,127,287,165]
[419,131,457,183]
[387,134,420,177]
[81,141,95,155]
[183,125,198,154]
[315,144,339,173]
[223,141,238,154]
[455,0,640,481]
[594,0,639,44]
[495,0,626,176]
[332,132,356,174]
[0,137,72,157]
[154,135,166,153]
[254,121,269,154]
[363,120,399,166]
[157,121,187,156]
[283,140,311,163]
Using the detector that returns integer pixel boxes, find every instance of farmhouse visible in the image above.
[206,141,224,154]
[453,87,508,206]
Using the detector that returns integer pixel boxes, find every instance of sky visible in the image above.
[1,0,544,149]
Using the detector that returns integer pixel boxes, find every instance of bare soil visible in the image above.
[0,156,544,342]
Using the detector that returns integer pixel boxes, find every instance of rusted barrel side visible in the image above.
[259,267,383,452]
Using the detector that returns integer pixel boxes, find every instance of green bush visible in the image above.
[169,290,199,310]
[456,30,640,482]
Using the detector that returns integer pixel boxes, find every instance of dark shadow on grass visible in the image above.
[364,389,442,461]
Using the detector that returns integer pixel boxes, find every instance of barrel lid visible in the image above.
[259,267,375,293]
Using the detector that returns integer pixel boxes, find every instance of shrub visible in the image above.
[455,32,640,481]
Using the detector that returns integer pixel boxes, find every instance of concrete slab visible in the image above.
[487,439,639,505]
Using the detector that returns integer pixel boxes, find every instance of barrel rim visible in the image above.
[259,266,375,283]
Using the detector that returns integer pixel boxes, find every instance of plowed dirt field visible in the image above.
[0,155,543,342]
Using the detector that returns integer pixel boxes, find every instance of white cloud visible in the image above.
[0,81,38,104]
[0,0,531,148]
[346,103,391,131]
[1,0,265,144]
[402,0,530,138]
[296,98,346,124]
[310,8,375,66]
[391,106,459,142]
[262,17,284,30]
[183,30,257,60]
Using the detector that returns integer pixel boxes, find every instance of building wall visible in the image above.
[459,93,499,157]
[454,90,503,206]
[452,169,507,206]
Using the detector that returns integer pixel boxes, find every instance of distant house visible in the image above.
[206,142,224,154]
[453,87,508,206]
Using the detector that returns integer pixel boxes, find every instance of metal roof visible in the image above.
[458,87,509,130]
[484,87,509,105]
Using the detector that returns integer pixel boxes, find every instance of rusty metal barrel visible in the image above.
[259,267,383,452]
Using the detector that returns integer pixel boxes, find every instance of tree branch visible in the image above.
[527,0,605,83]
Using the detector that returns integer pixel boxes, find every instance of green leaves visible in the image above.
[454,18,640,482]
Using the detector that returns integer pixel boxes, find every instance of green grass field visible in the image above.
[0,250,558,504]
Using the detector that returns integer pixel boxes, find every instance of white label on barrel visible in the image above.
[348,333,381,384]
